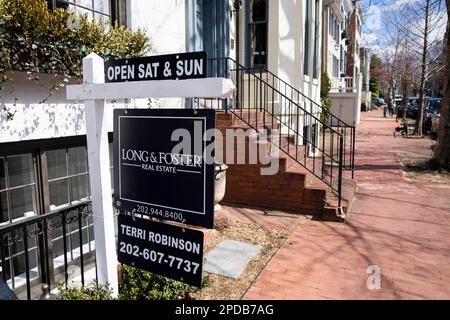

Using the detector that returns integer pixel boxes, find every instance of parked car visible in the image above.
[372,98,385,108]
[424,98,441,134]
[397,96,432,119]
[396,97,417,118]
[393,95,403,113]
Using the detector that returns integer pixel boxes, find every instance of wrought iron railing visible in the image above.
[0,200,95,300]
[247,67,355,178]
[203,57,345,206]
[330,76,356,93]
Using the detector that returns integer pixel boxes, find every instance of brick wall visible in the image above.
[216,112,326,215]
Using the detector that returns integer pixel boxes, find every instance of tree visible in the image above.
[369,54,383,97]
[393,0,447,136]
[432,0,450,169]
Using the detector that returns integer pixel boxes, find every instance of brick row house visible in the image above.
[0,0,357,298]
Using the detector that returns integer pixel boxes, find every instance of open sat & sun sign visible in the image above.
[104,51,207,82]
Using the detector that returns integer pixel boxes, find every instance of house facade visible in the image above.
[1,0,356,299]
[322,0,363,127]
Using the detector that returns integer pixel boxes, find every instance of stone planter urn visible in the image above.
[214,163,228,211]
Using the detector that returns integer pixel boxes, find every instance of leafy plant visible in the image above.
[0,0,150,116]
[118,265,192,300]
[56,265,210,300]
[57,280,114,300]
[320,71,332,123]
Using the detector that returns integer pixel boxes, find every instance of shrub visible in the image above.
[0,0,150,93]
[118,265,192,300]
[56,265,210,300]
[320,71,332,123]
[57,280,114,300]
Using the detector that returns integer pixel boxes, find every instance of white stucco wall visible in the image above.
[127,0,187,55]
[0,72,135,143]
[127,0,188,108]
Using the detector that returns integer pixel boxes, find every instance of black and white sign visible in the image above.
[105,51,207,82]
[113,108,215,229]
[117,214,204,287]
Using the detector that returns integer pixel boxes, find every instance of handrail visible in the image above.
[208,58,340,135]
[0,200,91,233]
[205,57,345,205]
[247,67,354,128]
[246,65,355,176]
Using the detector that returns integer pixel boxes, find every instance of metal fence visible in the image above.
[0,200,96,300]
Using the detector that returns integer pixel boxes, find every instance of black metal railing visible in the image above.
[203,57,345,205]
[247,67,355,178]
[0,200,95,300]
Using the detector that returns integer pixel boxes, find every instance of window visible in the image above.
[304,0,311,76]
[0,154,38,224]
[329,14,333,37]
[246,0,268,68]
[0,137,116,291]
[336,20,339,40]
[111,0,127,26]
[0,153,40,287]
[313,0,319,79]
[47,0,127,26]
[47,146,90,210]
[333,56,339,77]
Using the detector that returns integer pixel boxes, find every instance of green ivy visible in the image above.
[0,0,150,106]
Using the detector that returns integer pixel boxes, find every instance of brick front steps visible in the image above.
[216,111,337,217]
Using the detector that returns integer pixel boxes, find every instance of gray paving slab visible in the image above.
[203,239,262,279]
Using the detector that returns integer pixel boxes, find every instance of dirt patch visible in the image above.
[186,217,288,300]
[400,154,450,184]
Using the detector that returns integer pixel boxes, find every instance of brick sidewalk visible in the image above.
[244,109,450,300]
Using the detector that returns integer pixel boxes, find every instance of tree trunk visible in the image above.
[415,0,430,136]
[432,0,450,169]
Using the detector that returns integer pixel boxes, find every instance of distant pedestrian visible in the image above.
[388,99,394,118]
[383,104,388,118]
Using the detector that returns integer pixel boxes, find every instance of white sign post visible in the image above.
[82,53,118,295]
[67,53,234,296]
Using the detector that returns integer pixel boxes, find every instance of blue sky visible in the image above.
[360,0,448,54]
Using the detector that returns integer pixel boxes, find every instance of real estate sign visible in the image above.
[113,108,215,229]
[104,51,207,82]
[117,214,204,287]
